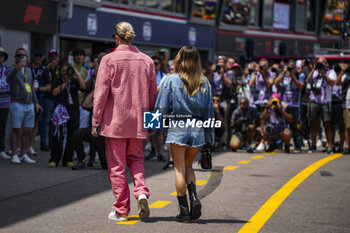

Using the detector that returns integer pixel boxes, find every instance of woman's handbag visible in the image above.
[199,143,212,169]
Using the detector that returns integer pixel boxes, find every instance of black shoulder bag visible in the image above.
[199,143,212,169]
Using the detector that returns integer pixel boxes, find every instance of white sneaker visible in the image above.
[11,155,21,164]
[137,194,150,219]
[108,209,127,222]
[0,151,11,160]
[20,154,36,164]
[256,142,265,151]
[28,147,37,156]
[84,145,90,154]
[145,142,151,151]
[316,140,323,148]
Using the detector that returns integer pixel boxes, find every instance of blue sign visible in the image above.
[143,110,162,129]
[60,7,214,49]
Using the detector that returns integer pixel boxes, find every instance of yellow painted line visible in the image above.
[149,200,172,209]
[264,152,276,155]
[251,155,264,160]
[116,215,140,225]
[208,171,223,177]
[224,165,239,170]
[238,153,343,233]
[237,160,251,164]
[196,180,208,186]
[170,190,188,196]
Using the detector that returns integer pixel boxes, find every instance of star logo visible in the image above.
[150,110,162,122]
[143,110,162,129]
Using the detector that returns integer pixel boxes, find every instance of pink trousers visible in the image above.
[105,138,150,217]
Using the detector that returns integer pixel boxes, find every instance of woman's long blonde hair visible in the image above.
[173,46,204,96]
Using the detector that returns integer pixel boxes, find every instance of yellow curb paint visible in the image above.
[170,190,188,196]
[208,171,223,177]
[238,153,343,233]
[237,160,251,164]
[149,201,172,209]
[224,166,239,170]
[196,180,208,186]
[251,156,264,160]
[264,152,276,155]
[116,215,140,225]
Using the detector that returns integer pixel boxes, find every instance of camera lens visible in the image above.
[259,65,264,70]
[316,62,324,70]
[287,67,292,72]
[272,101,277,106]
[66,67,74,76]
[248,68,254,74]
[271,68,277,73]
[334,65,342,73]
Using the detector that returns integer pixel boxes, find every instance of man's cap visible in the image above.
[49,49,58,56]
[271,93,281,100]
[0,47,8,61]
[160,48,169,55]
[232,63,241,69]
[296,60,302,68]
[34,48,44,56]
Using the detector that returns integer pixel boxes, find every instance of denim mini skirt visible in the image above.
[165,124,206,147]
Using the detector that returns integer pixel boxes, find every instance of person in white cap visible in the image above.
[0,47,11,160]
[7,48,42,164]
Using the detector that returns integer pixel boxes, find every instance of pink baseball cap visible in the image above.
[271,93,281,100]
[48,49,58,56]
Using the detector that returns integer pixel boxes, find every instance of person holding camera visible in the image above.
[335,64,350,153]
[249,58,274,151]
[6,48,42,164]
[229,98,258,153]
[212,56,236,148]
[48,63,86,167]
[306,57,336,154]
[300,58,313,149]
[330,63,346,153]
[274,60,305,152]
[260,93,293,153]
[239,62,256,103]
[249,58,274,112]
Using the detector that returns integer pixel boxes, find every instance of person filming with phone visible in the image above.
[6,48,42,164]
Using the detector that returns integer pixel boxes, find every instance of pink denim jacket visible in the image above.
[92,45,157,139]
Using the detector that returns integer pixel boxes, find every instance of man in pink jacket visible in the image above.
[92,22,157,221]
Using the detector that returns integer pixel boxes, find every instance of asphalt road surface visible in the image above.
[0,146,349,233]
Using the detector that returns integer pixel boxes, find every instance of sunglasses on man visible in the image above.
[15,54,27,58]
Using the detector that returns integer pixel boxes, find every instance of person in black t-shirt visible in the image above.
[29,48,51,155]
[48,63,85,167]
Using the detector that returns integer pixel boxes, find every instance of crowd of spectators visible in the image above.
[0,45,347,170]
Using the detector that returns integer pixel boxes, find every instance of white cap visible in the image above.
[296,60,302,68]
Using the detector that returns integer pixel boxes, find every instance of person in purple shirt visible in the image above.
[249,58,274,112]
[274,60,305,152]
[260,93,293,153]
[249,58,273,151]
[331,63,346,153]
[306,57,336,154]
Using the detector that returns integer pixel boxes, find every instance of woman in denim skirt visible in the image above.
[155,46,214,223]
